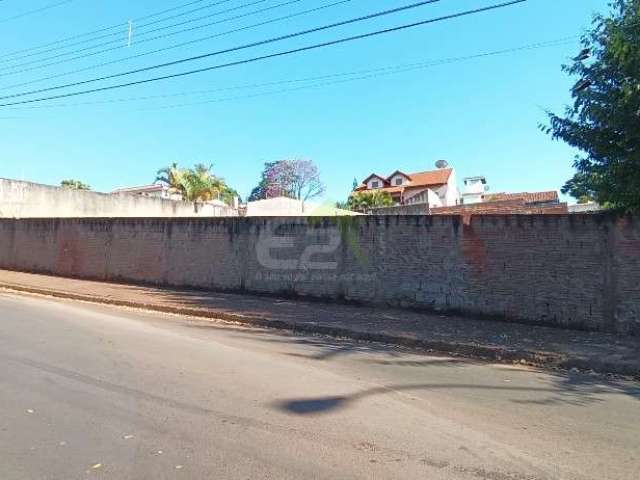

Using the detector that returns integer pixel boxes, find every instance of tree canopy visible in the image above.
[544,0,640,211]
[348,190,395,211]
[155,163,238,205]
[248,159,325,202]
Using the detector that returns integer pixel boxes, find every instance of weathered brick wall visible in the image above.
[0,214,637,334]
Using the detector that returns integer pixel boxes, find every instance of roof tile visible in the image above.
[483,191,558,203]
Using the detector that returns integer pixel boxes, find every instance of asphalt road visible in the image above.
[0,293,638,480]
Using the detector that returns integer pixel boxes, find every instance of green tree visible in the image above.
[60,179,91,190]
[348,190,394,211]
[543,0,640,211]
[247,161,275,202]
[156,163,238,205]
[155,163,186,197]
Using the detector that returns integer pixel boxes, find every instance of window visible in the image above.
[371,181,379,188]
[395,178,403,185]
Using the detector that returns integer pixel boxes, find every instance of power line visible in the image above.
[0,0,527,107]
[0,0,243,68]
[1,0,351,90]
[0,0,444,100]
[0,0,75,24]
[147,38,573,111]
[0,0,325,78]
[0,0,218,60]
[7,37,576,111]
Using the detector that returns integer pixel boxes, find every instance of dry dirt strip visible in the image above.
[2,278,638,380]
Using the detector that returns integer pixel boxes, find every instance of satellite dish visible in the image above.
[435,160,449,169]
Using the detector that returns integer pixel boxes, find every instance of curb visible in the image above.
[1,282,637,378]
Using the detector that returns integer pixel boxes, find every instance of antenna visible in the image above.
[435,160,449,169]
[127,20,134,47]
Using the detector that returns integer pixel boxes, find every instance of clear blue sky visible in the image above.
[0,0,608,202]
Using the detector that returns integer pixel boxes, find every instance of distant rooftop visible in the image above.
[112,184,166,194]
[355,167,453,193]
[483,191,559,204]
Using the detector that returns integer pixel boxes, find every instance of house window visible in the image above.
[371,181,380,188]
[395,178,403,185]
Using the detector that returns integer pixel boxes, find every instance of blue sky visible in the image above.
[0,0,608,202]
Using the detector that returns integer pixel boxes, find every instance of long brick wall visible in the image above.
[0,214,637,334]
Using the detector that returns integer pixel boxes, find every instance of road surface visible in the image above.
[0,292,638,479]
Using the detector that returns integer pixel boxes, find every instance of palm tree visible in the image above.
[156,163,187,198]
[181,164,211,202]
[160,163,238,205]
[348,191,394,211]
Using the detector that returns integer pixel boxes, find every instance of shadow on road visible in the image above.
[274,377,640,415]
[214,329,469,366]
[185,319,640,414]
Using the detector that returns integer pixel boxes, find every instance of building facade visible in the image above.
[354,165,460,208]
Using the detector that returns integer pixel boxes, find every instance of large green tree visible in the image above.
[544,0,640,211]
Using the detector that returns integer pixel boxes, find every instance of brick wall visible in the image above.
[0,214,637,334]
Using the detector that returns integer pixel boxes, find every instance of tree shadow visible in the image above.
[214,328,469,367]
[510,370,640,406]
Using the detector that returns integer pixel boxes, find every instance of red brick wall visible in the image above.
[0,214,637,334]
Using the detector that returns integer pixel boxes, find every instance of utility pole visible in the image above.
[127,20,134,47]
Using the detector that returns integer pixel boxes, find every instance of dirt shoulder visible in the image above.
[0,269,638,378]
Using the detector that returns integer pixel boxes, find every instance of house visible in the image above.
[353,163,460,208]
[112,183,181,200]
[461,176,488,204]
[430,190,567,215]
[245,197,311,216]
[244,197,360,217]
[481,191,560,206]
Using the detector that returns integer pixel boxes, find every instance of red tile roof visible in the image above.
[483,191,559,203]
[430,200,568,215]
[355,168,452,193]
[407,168,452,187]
[385,170,412,181]
[361,173,387,185]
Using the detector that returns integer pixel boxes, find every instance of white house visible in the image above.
[460,176,489,204]
[112,183,182,200]
[245,197,359,217]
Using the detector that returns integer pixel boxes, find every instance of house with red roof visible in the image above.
[353,163,460,208]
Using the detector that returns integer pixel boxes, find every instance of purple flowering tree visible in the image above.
[251,159,325,201]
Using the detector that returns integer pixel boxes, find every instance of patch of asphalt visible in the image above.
[0,282,637,380]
